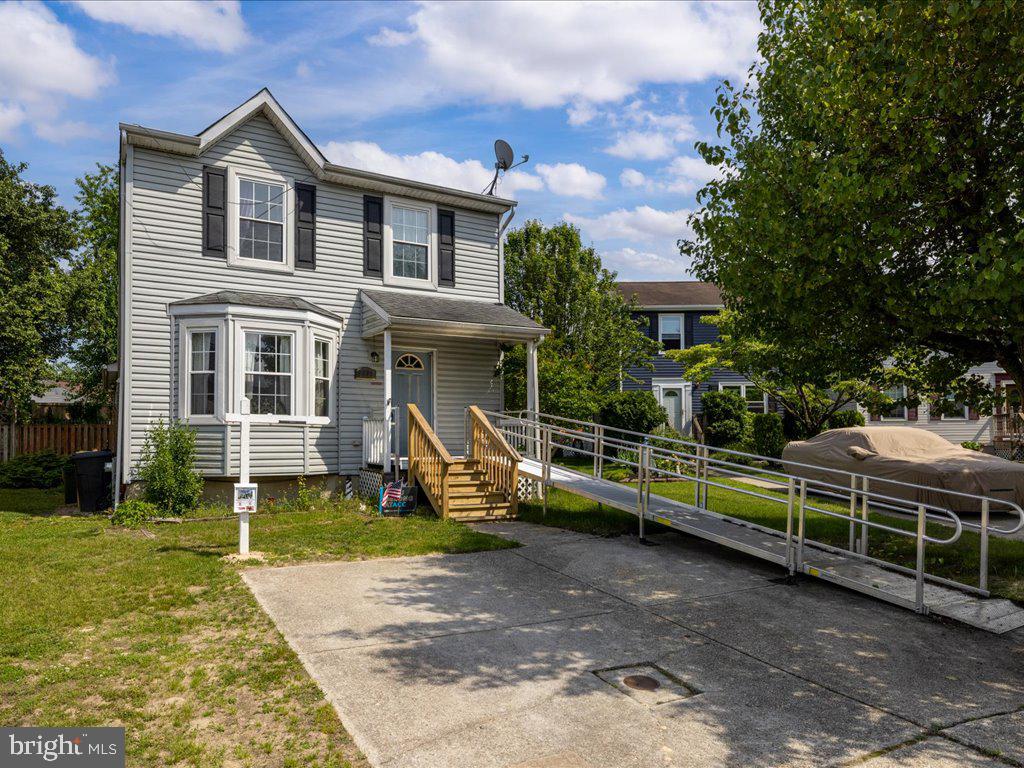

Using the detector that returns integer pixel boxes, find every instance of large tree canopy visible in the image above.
[65,163,119,411]
[502,220,657,420]
[684,1,1024,397]
[0,151,76,422]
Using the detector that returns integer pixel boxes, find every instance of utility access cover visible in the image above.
[593,663,700,707]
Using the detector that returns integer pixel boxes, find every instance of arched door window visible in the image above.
[395,353,425,371]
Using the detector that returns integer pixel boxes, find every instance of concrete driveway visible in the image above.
[243,523,1024,768]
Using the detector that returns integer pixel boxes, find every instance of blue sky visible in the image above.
[0,0,761,279]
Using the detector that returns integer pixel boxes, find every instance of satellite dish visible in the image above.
[494,139,515,171]
[484,139,530,195]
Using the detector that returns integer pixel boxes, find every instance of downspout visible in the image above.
[497,204,517,305]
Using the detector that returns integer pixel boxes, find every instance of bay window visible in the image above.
[244,332,293,415]
[314,338,331,418]
[188,331,216,416]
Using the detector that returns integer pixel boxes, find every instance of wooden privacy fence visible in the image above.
[0,423,115,462]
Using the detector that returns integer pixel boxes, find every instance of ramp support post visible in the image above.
[785,477,796,574]
[915,504,927,613]
[859,476,870,554]
[980,498,990,593]
[796,479,807,572]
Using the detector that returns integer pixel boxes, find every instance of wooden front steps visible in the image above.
[406,404,522,522]
[444,460,515,521]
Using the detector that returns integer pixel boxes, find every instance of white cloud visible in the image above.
[602,247,692,279]
[535,163,606,199]
[0,2,111,140]
[620,168,647,189]
[72,0,249,53]
[663,155,719,193]
[370,1,760,109]
[567,100,598,127]
[605,130,676,160]
[566,205,691,242]
[324,140,543,196]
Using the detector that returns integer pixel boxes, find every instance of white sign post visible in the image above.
[234,397,256,555]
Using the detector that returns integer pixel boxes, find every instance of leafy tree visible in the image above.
[501,220,658,417]
[668,310,885,438]
[0,151,76,422]
[599,391,666,436]
[683,1,1024,404]
[66,163,119,411]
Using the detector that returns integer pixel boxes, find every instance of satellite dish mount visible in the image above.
[485,139,529,195]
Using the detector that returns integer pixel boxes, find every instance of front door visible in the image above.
[663,388,684,433]
[393,351,433,456]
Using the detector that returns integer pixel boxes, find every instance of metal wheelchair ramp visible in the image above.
[493,411,1024,635]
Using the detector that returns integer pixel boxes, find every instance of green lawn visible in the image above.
[0,489,515,767]
[521,455,1024,603]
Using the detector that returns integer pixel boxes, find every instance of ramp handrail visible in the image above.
[467,406,521,515]
[407,403,454,516]
[483,408,1024,609]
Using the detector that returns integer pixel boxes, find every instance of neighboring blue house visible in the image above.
[618,281,768,435]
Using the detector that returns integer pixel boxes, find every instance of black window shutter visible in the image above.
[363,195,383,277]
[202,166,227,258]
[295,182,316,270]
[438,209,455,286]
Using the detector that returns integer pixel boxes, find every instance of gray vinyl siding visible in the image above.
[125,114,502,479]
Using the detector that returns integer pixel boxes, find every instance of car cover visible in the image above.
[781,427,1024,513]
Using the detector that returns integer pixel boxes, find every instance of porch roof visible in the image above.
[360,289,549,342]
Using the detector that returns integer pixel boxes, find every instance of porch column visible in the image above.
[383,329,393,474]
[526,340,539,417]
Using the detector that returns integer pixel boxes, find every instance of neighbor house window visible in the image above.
[244,332,292,415]
[880,386,907,420]
[239,179,285,263]
[189,331,216,416]
[659,315,682,351]
[391,205,429,279]
[720,382,767,413]
[314,338,331,418]
[939,394,969,420]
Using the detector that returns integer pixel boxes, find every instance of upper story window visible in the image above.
[244,332,292,415]
[392,205,430,280]
[659,315,683,351]
[239,179,285,263]
[189,331,216,416]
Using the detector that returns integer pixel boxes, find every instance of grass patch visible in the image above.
[523,459,1024,603]
[0,491,514,767]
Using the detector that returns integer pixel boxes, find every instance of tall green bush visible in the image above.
[752,412,786,458]
[135,419,203,517]
[700,390,750,447]
[599,391,667,438]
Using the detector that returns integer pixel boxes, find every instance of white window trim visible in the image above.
[718,381,769,411]
[658,313,684,354]
[651,379,693,432]
[177,321,226,425]
[239,326,298,422]
[226,166,296,274]
[880,386,908,421]
[384,196,438,289]
[311,333,336,423]
[938,398,970,421]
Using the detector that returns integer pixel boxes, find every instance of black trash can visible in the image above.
[71,449,113,513]
[62,464,77,505]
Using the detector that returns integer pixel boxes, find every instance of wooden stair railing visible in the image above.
[406,403,455,516]
[467,405,522,518]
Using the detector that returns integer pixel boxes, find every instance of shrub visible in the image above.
[0,450,70,489]
[700,390,750,447]
[110,499,158,528]
[135,419,203,517]
[599,391,666,439]
[752,412,786,458]
[649,424,688,475]
[961,440,983,452]
[825,410,866,430]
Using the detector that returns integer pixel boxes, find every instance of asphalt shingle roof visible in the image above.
[362,290,546,331]
[170,291,343,321]
[616,281,722,308]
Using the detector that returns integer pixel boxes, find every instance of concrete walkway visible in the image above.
[243,523,1024,768]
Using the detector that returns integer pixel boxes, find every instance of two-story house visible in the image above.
[618,280,766,435]
[115,89,547,498]
[619,281,1013,450]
